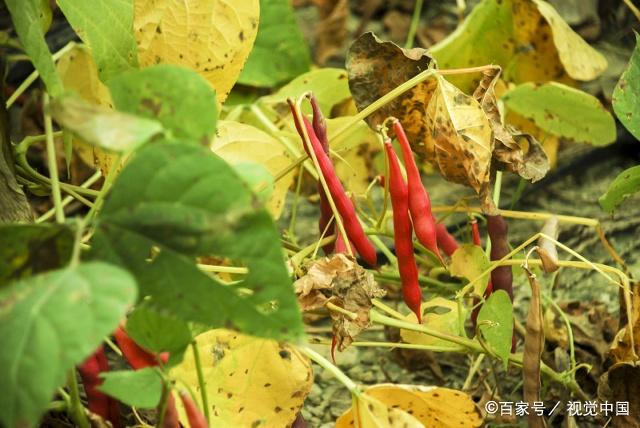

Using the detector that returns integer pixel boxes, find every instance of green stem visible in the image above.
[6,42,76,109]
[43,93,65,223]
[15,158,100,198]
[156,382,171,428]
[298,345,359,394]
[543,294,577,375]
[404,0,424,48]
[37,171,102,223]
[85,154,122,225]
[67,369,90,428]
[191,341,211,424]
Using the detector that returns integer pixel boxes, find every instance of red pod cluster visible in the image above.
[289,99,377,266]
[435,222,459,257]
[384,140,422,323]
[393,120,443,264]
[78,346,121,427]
[179,390,209,428]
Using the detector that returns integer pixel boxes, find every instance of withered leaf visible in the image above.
[313,0,348,65]
[536,216,559,273]
[426,74,494,212]
[293,254,385,351]
[347,32,436,160]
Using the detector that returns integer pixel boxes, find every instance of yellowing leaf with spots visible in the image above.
[400,298,467,351]
[134,0,259,104]
[336,384,483,427]
[170,329,312,427]
[212,120,295,218]
[56,45,123,175]
[426,75,494,212]
[336,390,424,428]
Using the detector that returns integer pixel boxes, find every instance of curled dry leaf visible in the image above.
[347,32,436,161]
[536,216,559,273]
[473,68,550,183]
[598,362,640,428]
[294,254,385,351]
[169,329,313,427]
[336,384,483,427]
[426,74,494,212]
[134,0,259,104]
[522,261,546,428]
[606,282,640,365]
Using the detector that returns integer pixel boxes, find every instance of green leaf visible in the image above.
[92,142,304,340]
[238,0,311,87]
[599,165,640,213]
[99,368,162,408]
[126,305,192,354]
[449,244,491,296]
[4,0,63,96]
[50,95,163,152]
[502,82,616,146]
[261,68,352,114]
[477,290,513,369]
[57,0,138,82]
[612,32,640,140]
[108,65,218,143]
[0,224,74,288]
[430,0,514,92]
[0,262,137,428]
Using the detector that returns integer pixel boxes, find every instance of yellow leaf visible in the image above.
[327,117,381,196]
[400,298,467,351]
[134,0,259,104]
[426,75,494,211]
[212,120,294,218]
[170,329,313,427]
[336,384,483,427]
[336,391,424,428]
[56,45,121,175]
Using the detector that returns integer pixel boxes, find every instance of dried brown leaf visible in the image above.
[293,254,385,350]
[313,0,348,65]
[598,362,640,427]
[347,32,436,160]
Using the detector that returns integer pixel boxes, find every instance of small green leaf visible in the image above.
[612,32,640,140]
[5,0,63,96]
[50,95,163,152]
[0,223,74,288]
[502,82,616,146]
[99,368,162,408]
[477,290,513,368]
[92,142,304,341]
[126,306,192,354]
[0,262,137,428]
[599,165,640,213]
[108,65,218,143]
[57,0,138,82]
[449,244,491,296]
[238,0,311,87]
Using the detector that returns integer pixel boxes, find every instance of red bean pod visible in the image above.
[160,392,180,428]
[179,390,209,428]
[393,120,442,263]
[289,100,377,266]
[113,326,167,370]
[435,222,459,257]
[384,140,422,323]
[78,345,120,427]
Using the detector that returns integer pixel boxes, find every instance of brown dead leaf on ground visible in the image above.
[313,0,348,65]
[294,254,385,350]
[347,32,436,160]
[336,384,483,427]
[598,362,640,427]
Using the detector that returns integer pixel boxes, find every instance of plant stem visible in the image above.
[37,171,102,223]
[85,154,122,225]
[405,0,424,48]
[67,369,90,428]
[623,0,640,21]
[6,42,76,109]
[462,354,486,390]
[43,93,65,223]
[298,345,359,394]
[197,264,248,275]
[191,341,211,424]
[156,383,171,428]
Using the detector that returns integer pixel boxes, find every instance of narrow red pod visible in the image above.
[435,222,459,257]
[160,393,180,428]
[113,326,165,370]
[393,120,442,264]
[78,346,120,428]
[384,140,422,323]
[179,390,209,428]
[288,100,377,266]
[334,230,354,255]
